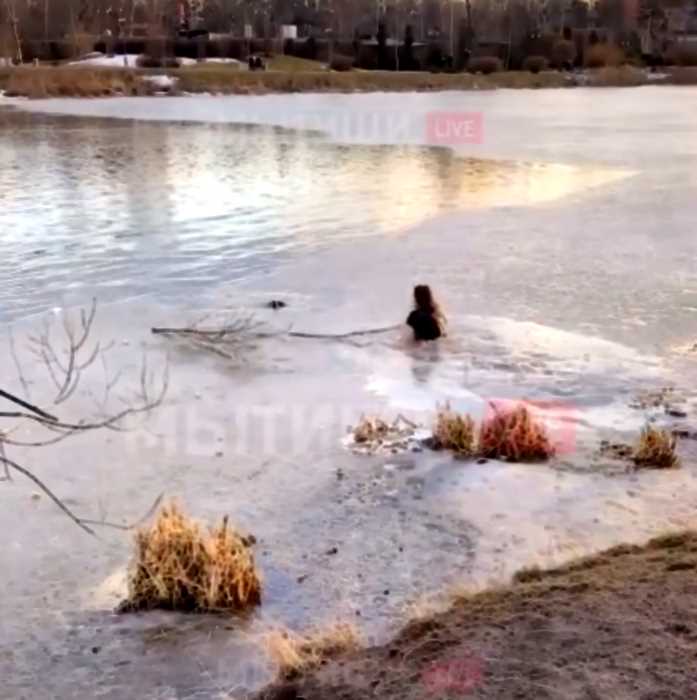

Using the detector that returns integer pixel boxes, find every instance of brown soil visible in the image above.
[259,532,697,699]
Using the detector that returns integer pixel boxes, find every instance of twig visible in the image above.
[0,388,57,422]
[0,440,10,481]
[29,298,101,405]
[287,325,400,340]
[79,492,164,531]
[0,455,95,535]
[2,373,169,448]
[2,299,169,534]
[8,326,31,400]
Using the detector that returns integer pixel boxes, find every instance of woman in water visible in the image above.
[406,285,445,341]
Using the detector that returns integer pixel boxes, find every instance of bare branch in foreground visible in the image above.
[79,493,164,531]
[3,299,169,532]
[0,388,58,422]
[1,361,169,448]
[8,326,31,400]
[0,454,95,535]
[28,298,101,405]
[0,454,164,536]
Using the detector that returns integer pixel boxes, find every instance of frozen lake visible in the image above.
[3,87,697,699]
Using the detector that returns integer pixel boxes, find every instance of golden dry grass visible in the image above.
[633,425,679,470]
[3,66,150,98]
[433,403,476,456]
[170,67,569,94]
[122,501,262,613]
[265,623,362,679]
[479,404,554,462]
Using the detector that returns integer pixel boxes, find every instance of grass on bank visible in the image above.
[0,65,149,97]
[265,55,326,72]
[0,63,568,97]
[4,62,697,97]
[513,530,696,586]
[258,531,697,700]
[265,623,362,679]
[121,501,262,613]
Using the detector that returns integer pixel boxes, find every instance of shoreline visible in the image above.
[1,64,696,99]
[258,530,697,699]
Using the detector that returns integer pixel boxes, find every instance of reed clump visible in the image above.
[122,501,261,612]
[265,623,362,679]
[478,404,555,462]
[633,425,679,470]
[353,415,390,444]
[433,403,476,456]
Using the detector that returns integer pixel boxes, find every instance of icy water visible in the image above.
[4,88,697,699]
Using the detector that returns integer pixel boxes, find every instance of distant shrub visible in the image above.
[551,39,576,69]
[589,65,646,87]
[666,44,697,67]
[585,43,625,68]
[468,56,502,74]
[523,55,549,73]
[136,54,181,69]
[329,54,353,72]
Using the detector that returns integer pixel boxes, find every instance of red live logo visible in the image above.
[426,112,483,145]
[421,653,484,696]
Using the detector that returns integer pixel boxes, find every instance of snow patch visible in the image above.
[142,74,179,91]
[69,53,140,68]
[67,53,241,69]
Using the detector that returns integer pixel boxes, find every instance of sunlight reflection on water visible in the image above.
[0,108,630,321]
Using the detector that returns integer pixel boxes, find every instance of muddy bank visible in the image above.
[259,531,697,699]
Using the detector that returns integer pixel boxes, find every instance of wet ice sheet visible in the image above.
[3,297,697,699]
[4,88,697,698]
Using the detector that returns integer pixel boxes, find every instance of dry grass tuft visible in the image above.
[122,501,262,612]
[3,66,150,98]
[633,425,679,469]
[479,404,554,462]
[353,415,390,444]
[265,623,362,679]
[433,403,476,456]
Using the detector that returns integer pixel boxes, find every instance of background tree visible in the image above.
[377,18,387,67]
[403,21,414,67]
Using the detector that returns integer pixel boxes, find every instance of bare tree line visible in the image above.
[0,1,636,58]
